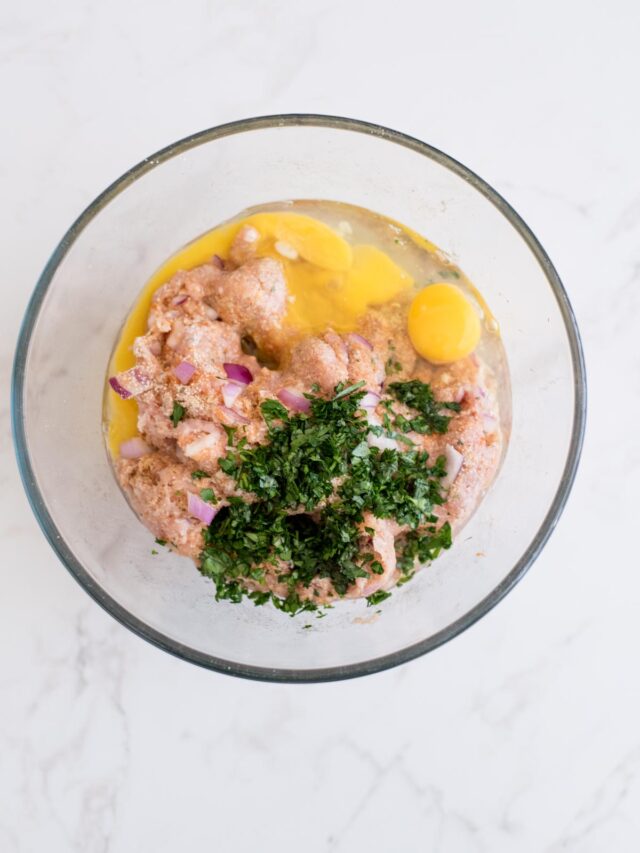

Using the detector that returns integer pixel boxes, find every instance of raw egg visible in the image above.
[408,283,481,364]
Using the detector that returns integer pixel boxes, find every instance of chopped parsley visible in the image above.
[154,538,167,546]
[396,522,453,574]
[199,488,217,504]
[222,425,237,447]
[198,379,458,614]
[171,401,186,427]
[191,470,208,480]
[385,357,403,376]
[367,590,392,606]
[388,380,461,434]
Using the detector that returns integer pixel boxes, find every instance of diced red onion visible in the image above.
[173,361,196,384]
[221,381,244,408]
[219,406,250,425]
[187,492,217,525]
[109,367,152,399]
[119,437,150,458]
[347,333,373,350]
[171,294,188,306]
[441,444,464,489]
[453,386,466,403]
[212,254,224,269]
[148,339,162,355]
[109,376,131,399]
[277,388,311,413]
[360,391,380,410]
[223,362,253,385]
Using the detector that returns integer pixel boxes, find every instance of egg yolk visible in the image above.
[408,283,481,364]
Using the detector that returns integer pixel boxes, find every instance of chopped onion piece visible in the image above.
[441,444,464,489]
[360,391,380,410]
[221,381,244,408]
[223,362,253,385]
[109,376,131,399]
[277,388,311,413]
[347,333,373,350]
[171,294,188,306]
[187,492,217,525]
[173,361,195,384]
[119,437,150,458]
[212,254,224,269]
[219,406,250,425]
[108,367,152,399]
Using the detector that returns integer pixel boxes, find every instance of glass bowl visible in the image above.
[12,115,586,682]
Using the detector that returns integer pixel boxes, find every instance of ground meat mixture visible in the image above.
[112,228,502,607]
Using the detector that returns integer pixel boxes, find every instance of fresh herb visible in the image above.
[260,399,289,425]
[199,488,218,504]
[388,380,461,434]
[199,380,455,614]
[151,549,159,556]
[191,470,208,480]
[332,379,366,400]
[218,383,370,511]
[396,522,453,574]
[222,425,237,447]
[385,357,403,376]
[155,538,167,546]
[171,401,186,427]
[367,590,392,606]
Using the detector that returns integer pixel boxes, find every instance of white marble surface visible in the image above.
[1,1,638,850]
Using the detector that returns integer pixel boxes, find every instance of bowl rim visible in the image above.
[11,114,587,683]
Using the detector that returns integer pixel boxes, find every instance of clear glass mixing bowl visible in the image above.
[12,116,586,682]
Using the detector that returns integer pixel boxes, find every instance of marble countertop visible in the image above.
[2,1,638,850]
